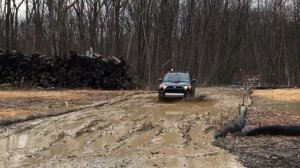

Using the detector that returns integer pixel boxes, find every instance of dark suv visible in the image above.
[158,71,196,99]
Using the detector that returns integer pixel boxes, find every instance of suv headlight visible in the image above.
[183,85,192,90]
[159,84,167,90]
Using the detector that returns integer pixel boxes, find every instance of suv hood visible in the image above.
[162,81,190,86]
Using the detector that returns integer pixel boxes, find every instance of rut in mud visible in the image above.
[0,88,245,168]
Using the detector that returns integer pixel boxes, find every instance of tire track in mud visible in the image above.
[178,113,202,146]
[104,92,239,167]
[0,91,151,127]
[39,95,159,159]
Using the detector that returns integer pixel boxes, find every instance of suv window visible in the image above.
[164,73,190,83]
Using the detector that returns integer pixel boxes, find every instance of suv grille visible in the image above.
[165,86,184,93]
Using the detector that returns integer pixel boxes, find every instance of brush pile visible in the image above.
[0,50,133,89]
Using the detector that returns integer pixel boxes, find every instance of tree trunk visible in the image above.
[114,0,121,57]
[5,0,11,51]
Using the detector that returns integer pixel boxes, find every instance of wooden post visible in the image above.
[20,77,24,88]
[220,111,223,128]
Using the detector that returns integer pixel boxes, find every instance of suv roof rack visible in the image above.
[167,70,189,73]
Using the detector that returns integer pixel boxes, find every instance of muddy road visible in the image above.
[0,88,244,168]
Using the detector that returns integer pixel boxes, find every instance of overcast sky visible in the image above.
[1,0,28,19]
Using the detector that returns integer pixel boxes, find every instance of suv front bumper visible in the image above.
[158,89,193,98]
[164,93,185,97]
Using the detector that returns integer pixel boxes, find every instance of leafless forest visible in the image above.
[0,0,299,87]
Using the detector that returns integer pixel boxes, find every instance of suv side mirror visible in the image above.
[159,78,163,82]
[192,79,197,83]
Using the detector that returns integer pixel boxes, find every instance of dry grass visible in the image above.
[0,90,124,100]
[253,89,300,103]
[0,89,125,118]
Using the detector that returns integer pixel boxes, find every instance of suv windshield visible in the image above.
[164,73,190,83]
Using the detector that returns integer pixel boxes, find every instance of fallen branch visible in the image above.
[214,88,253,139]
[214,106,247,139]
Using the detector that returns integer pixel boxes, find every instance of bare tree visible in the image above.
[11,0,25,49]
[5,0,11,51]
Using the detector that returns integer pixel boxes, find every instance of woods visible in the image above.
[0,0,299,87]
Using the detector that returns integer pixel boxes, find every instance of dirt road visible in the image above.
[0,87,244,168]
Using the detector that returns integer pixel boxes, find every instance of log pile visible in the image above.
[0,50,133,89]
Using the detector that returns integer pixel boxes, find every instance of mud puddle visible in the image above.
[0,88,244,167]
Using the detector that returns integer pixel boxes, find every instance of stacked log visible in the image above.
[0,50,133,89]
